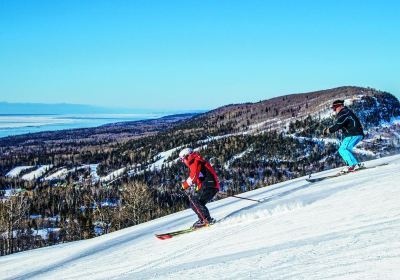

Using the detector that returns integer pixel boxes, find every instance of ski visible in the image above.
[155,223,214,240]
[306,163,388,183]
[155,227,195,240]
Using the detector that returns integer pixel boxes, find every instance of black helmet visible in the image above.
[331,99,344,109]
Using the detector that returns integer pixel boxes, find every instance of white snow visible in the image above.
[1,188,24,200]
[21,165,53,181]
[0,115,76,129]
[44,166,89,181]
[32,228,61,240]
[288,134,339,145]
[353,147,376,156]
[100,167,127,182]
[148,146,183,171]
[1,155,400,280]
[248,120,271,130]
[89,164,100,182]
[144,144,209,173]
[5,166,33,178]
[224,147,253,169]
[44,168,69,181]
[197,134,238,144]
[193,144,208,152]
[316,108,334,120]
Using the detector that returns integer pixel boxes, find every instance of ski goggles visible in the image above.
[331,104,343,111]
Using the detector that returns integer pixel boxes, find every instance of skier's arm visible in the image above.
[328,113,348,133]
[182,158,202,189]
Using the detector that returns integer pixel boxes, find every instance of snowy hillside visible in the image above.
[1,155,400,280]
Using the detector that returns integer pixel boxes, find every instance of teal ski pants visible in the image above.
[338,135,363,166]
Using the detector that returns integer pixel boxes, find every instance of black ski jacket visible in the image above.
[328,107,364,137]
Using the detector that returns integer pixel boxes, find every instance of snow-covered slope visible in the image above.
[1,155,400,280]
[5,166,33,178]
[21,165,52,181]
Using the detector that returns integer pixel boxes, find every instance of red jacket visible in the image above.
[182,152,220,191]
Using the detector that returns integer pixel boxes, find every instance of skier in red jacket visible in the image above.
[179,147,220,228]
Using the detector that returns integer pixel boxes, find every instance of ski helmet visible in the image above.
[179,147,193,159]
[331,99,344,110]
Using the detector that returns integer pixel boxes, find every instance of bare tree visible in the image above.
[91,198,116,235]
[0,193,29,255]
[118,181,155,227]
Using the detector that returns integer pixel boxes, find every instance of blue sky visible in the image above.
[0,0,399,110]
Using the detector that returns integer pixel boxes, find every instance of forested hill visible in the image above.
[2,85,400,190]
[1,86,399,256]
[118,86,399,158]
[177,86,399,133]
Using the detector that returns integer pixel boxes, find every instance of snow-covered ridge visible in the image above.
[1,154,399,279]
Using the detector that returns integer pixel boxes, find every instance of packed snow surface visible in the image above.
[21,165,52,181]
[5,166,33,178]
[1,155,400,280]
[100,167,126,182]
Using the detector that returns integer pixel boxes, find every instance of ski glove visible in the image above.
[323,127,330,135]
[181,183,199,191]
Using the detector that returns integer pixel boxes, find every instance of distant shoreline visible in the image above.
[0,113,59,116]
[0,114,165,138]
[0,112,199,139]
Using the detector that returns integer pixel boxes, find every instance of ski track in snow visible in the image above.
[1,155,400,280]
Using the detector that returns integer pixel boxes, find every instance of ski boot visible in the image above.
[340,166,352,174]
[352,163,365,171]
[192,217,216,228]
[192,219,207,228]
[207,217,216,225]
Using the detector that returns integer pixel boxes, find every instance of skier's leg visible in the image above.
[344,136,363,166]
[197,187,218,220]
[189,193,208,221]
[338,137,353,166]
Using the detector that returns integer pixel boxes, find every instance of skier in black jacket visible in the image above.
[323,100,365,172]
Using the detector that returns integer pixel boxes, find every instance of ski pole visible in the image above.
[220,193,262,203]
[232,195,262,203]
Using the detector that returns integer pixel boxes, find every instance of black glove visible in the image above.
[323,127,330,136]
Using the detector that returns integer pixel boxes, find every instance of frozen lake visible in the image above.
[0,113,165,138]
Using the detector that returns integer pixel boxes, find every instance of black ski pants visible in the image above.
[190,186,218,221]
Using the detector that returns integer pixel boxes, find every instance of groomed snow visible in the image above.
[1,155,400,280]
[44,168,69,181]
[5,166,34,178]
[148,146,183,171]
[224,147,254,169]
[21,165,52,181]
[44,166,89,181]
[89,164,100,182]
[100,167,126,182]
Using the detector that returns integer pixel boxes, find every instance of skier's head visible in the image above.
[179,147,193,163]
[331,99,345,113]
